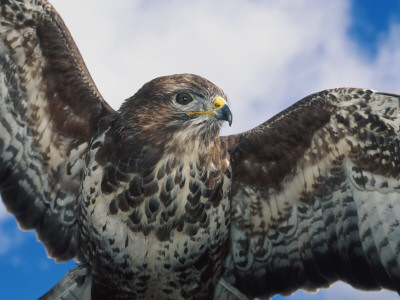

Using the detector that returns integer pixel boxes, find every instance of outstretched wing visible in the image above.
[0,0,115,262]
[222,88,400,298]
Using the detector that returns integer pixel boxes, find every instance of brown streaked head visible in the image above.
[117,74,232,148]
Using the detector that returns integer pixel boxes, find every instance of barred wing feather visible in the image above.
[0,0,115,262]
[223,88,400,298]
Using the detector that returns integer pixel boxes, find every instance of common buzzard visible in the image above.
[0,0,399,299]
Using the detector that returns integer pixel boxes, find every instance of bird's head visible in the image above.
[117,74,232,152]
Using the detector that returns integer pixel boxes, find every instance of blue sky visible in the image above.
[1,0,400,299]
[348,0,400,57]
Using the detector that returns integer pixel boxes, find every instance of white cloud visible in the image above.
[321,282,400,300]
[3,0,400,298]
[51,0,354,133]
[0,214,26,256]
[50,0,400,138]
[285,282,400,300]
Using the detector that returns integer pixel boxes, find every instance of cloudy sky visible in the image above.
[1,0,400,299]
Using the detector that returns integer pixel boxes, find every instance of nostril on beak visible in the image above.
[213,96,227,110]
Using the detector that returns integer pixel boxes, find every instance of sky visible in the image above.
[1,0,400,299]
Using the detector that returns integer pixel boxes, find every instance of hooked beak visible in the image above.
[213,96,232,126]
[188,96,233,126]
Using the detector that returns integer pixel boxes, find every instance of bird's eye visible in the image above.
[176,93,193,105]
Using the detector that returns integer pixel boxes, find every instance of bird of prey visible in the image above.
[1,0,400,299]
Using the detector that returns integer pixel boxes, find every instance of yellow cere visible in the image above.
[213,96,227,110]
[188,96,227,116]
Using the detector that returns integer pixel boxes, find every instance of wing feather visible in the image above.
[0,0,116,262]
[222,88,400,298]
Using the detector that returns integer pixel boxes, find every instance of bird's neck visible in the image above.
[96,123,226,178]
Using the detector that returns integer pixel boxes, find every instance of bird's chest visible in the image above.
[80,149,232,298]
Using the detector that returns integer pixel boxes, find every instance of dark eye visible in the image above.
[176,93,193,105]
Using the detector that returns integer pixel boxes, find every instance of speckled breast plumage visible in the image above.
[79,131,232,299]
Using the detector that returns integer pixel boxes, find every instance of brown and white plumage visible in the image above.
[222,89,400,298]
[0,0,113,262]
[0,0,399,299]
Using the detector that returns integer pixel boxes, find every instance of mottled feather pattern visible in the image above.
[78,128,232,299]
[223,88,400,298]
[0,0,87,261]
[0,0,114,264]
[1,1,400,299]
